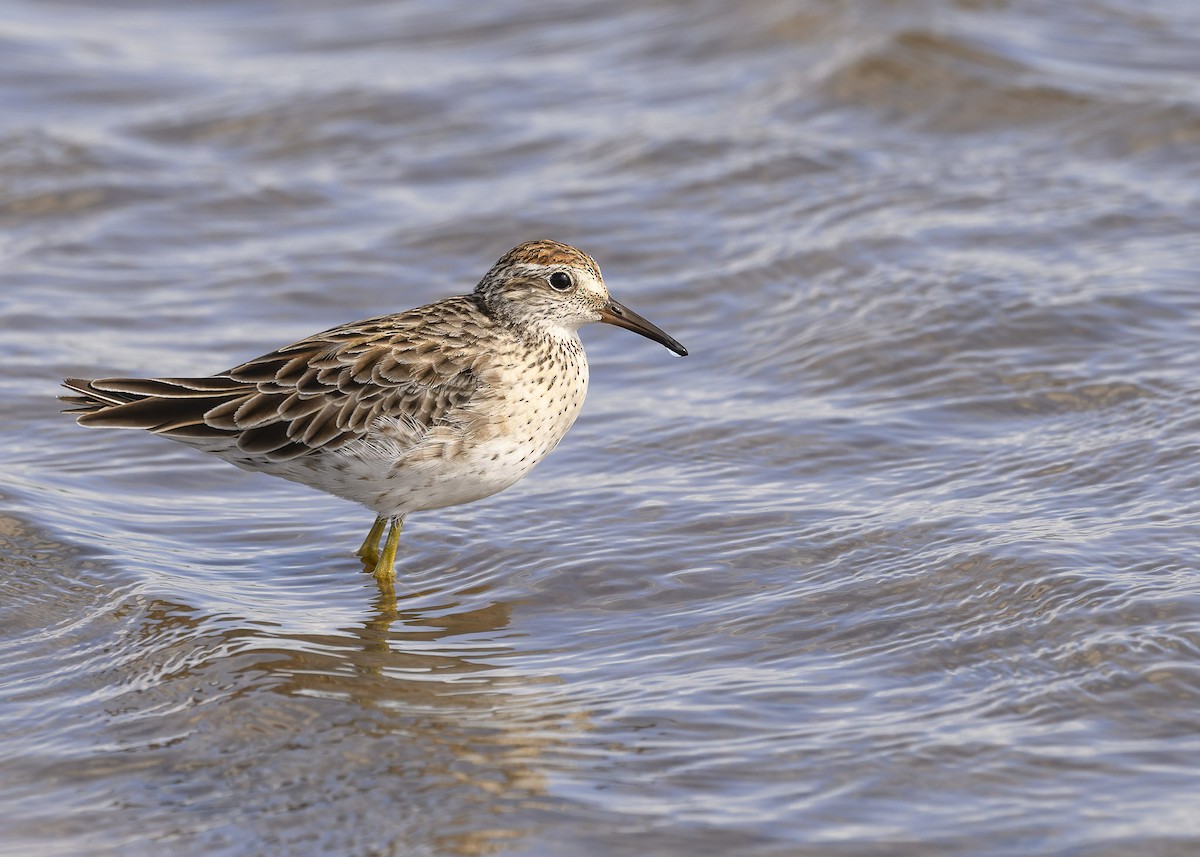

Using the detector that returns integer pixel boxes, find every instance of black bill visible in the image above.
[598,298,688,357]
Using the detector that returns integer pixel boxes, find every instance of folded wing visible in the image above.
[62,300,489,462]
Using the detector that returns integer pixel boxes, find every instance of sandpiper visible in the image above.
[62,240,687,581]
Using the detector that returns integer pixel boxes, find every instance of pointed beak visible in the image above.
[598,297,688,357]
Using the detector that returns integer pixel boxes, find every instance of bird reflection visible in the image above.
[100,578,579,856]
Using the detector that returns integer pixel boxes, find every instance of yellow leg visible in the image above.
[371,516,403,582]
[356,515,388,567]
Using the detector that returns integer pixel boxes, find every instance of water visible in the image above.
[3,0,1200,854]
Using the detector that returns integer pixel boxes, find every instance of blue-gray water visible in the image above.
[4,1,1200,855]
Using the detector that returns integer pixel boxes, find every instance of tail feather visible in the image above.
[60,376,246,438]
[60,370,363,459]
[61,377,134,410]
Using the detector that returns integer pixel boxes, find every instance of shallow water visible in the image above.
[4,0,1200,854]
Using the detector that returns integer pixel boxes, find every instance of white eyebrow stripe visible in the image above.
[513,262,567,277]
[511,262,602,281]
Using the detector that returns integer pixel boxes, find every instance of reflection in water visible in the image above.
[138,598,560,856]
[0,519,579,856]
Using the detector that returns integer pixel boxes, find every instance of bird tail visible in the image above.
[61,377,135,412]
[60,377,240,439]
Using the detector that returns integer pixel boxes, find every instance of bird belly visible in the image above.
[388,358,590,514]
[284,363,589,516]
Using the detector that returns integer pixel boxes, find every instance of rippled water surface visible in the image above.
[4,1,1200,854]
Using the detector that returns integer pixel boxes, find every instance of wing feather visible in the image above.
[62,297,494,462]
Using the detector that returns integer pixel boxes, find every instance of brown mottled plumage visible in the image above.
[62,240,687,583]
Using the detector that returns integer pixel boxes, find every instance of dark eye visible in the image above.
[548,271,574,292]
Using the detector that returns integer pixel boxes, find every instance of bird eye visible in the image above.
[548,271,574,292]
